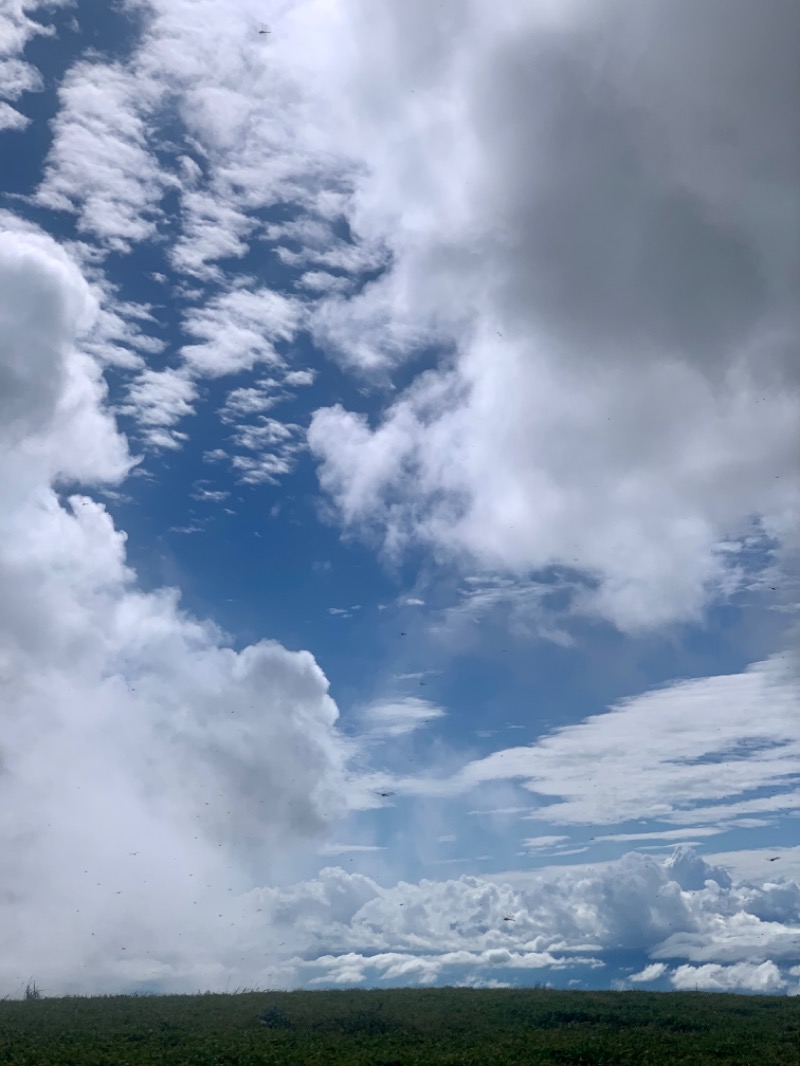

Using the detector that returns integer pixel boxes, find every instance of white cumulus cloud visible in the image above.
[671,961,786,994]
[629,962,667,984]
[0,220,355,998]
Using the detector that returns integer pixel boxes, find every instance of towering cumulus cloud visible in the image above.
[0,220,351,996]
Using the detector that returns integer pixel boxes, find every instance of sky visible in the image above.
[0,0,799,1000]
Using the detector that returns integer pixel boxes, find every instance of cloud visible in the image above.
[0,49,43,131]
[319,844,386,856]
[220,381,283,420]
[434,576,578,649]
[670,961,786,994]
[267,217,387,284]
[169,287,308,471]
[230,417,302,454]
[699,846,800,886]
[0,220,354,997]
[191,484,230,503]
[0,55,42,99]
[23,5,800,613]
[230,445,304,486]
[168,186,254,281]
[0,1,67,54]
[36,59,168,249]
[167,522,205,535]
[120,367,198,447]
[447,654,800,829]
[80,291,164,371]
[221,845,800,991]
[297,270,352,294]
[0,100,29,130]
[307,948,579,987]
[30,0,362,282]
[118,293,310,462]
[469,807,528,817]
[306,0,800,634]
[308,285,440,376]
[523,836,569,851]
[361,697,447,737]
[629,962,666,983]
[179,287,303,378]
[328,606,364,620]
[284,369,315,387]
[211,375,315,483]
[0,0,66,139]
[593,827,726,844]
[26,6,325,463]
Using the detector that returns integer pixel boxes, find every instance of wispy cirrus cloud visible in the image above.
[360,696,447,738]
[389,652,800,837]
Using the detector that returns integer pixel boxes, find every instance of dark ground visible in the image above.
[1,985,799,1064]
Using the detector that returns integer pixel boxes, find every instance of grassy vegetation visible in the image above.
[1,984,799,1064]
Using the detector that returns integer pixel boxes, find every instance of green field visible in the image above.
[1,986,799,1065]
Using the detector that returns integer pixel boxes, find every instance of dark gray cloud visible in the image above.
[471,0,796,372]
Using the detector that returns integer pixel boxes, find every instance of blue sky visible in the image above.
[1,0,799,999]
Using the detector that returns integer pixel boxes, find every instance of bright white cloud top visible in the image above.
[0,0,798,999]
